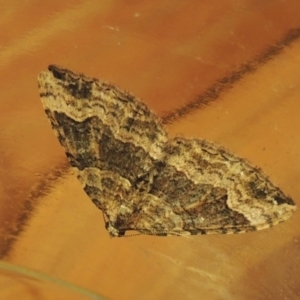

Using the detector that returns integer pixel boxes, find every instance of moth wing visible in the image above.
[147,137,296,235]
[38,65,169,236]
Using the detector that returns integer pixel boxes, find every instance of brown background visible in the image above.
[1,1,300,299]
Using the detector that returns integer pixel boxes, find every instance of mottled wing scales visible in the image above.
[151,137,295,234]
[38,65,170,236]
[38,65,296,237]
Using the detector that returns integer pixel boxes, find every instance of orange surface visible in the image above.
[1,1,300,299]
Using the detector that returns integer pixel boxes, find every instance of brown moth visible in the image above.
[38,65,296,237]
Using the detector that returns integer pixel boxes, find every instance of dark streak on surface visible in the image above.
[162,28,300,124]
[0,162,70,258]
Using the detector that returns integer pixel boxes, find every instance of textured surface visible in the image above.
[38,65,295,237]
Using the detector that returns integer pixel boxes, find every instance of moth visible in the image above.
[38,65,296,237]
